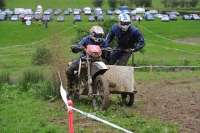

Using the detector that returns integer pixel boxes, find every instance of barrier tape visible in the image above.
[0,50,36,57]
[0,26,75,50]
[149,44,200,55]
[140,25,200,46]
[133,65,200,69]
[58,71,133,133]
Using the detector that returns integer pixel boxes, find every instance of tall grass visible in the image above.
[20,68,44,91]
[0,71,10,88]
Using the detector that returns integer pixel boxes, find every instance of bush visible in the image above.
[31,45,52,66]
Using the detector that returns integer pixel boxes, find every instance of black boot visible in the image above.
[66,81,72,98]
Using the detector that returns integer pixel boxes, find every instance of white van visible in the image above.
[35,5,43,14]
[135,8,145,13]
[84,7,91,15]
[14,8,24,15]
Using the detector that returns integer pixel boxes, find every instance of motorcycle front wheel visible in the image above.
[93,75,110,110]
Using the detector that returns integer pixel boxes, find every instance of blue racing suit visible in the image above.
[106,24,145,65]
[66,35,109,88]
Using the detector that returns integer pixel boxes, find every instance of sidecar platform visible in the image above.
[104,65,136,94]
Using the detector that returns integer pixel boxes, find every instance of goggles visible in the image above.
[94,34,103,38]
[120,22,130,26]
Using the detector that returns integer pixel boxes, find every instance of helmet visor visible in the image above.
[120,22,130,26]
[94,34,103,38]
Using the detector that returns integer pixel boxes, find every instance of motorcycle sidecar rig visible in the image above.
[104,65,137,106]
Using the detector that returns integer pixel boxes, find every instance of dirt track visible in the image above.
[134,75,200,133]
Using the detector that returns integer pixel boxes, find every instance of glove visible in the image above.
[106,47,112,51]
[79,46,86,51]
[125,48,134,53]
[71,45,80,53]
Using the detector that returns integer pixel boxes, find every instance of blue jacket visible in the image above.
[106,24,145,52]
[78,35,109,56]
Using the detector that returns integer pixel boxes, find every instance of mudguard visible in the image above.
[91,62,108,77]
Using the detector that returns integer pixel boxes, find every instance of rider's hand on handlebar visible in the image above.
[125,48,134,53]
[106,47,112,51]
[71,45,80,53]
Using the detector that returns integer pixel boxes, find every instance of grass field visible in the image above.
[1,0,200,133]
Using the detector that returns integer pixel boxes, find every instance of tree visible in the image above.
[108,0,118,10]
[0,0,6,10]
[134,0,152,7]
[92,0,104,7]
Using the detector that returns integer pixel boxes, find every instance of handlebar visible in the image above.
[101,47,135,53]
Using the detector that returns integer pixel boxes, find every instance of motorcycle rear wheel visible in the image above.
[93,75,110,110]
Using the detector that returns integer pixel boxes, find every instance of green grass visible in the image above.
[1,0,200,133]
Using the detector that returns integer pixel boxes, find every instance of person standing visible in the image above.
[45,20,48,28]
[138,17,141,23]
[106,13,145,66]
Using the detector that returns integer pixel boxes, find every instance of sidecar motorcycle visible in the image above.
[68,45,137,110]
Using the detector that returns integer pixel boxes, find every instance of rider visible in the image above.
[65,26,109,96]
[106,13,146,66]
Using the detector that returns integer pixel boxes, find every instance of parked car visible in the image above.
[94,10,102,20]
[57,16,65,22]
[67,8,73,13]
[113,9,122,15]
[74,15,82,21]
[10,15,20,21]
[154,13,163,19]
[106,10,113,15]
[19,13,26,19]
[170,11,180,16]
[148,10,158,14]
[24,15,33,21]
[88,16,95,21]
[35,14,43,21]
[0,14,7,21]
[182,15,190,20]
[189,14,200,20]
[54,10,61,15]
[135,15,143,21]
[162,15,169,22]
[42,15,53,22]
[130,10,136,18]
[123,10,130,15]
[44,9,51,15]
[64,10,70,15]
[73,9,81,15]
[84,7,92,15]
[97,15,104,21]
[169,14,177,20]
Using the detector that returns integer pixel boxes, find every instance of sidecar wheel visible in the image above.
[121,93,134,106]
[93,75,110,110]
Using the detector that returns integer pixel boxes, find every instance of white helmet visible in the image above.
[90,26,105,43]
[118,13,131,32]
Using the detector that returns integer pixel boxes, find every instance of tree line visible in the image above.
[93,0,199,9]
[161,0,199,8]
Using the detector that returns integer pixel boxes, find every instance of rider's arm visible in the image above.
[102,39,110,48]
[132,30,145,52]
[105,25,116,43]
[78,37,87,47]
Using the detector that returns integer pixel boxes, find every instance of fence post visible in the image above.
[68,100,74,133]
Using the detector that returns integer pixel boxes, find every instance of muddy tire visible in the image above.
[68,92,79,101]
[121,93,134,106]
[93,75,110,110]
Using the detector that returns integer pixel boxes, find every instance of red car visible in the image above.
[19,13,26,19]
